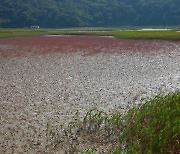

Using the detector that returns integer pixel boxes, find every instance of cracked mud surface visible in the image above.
[0,36,180,153]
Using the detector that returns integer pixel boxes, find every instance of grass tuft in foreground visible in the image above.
[117,91,180,153]
[46,91,180,153]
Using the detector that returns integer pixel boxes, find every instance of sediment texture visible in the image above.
[0,36,180,153]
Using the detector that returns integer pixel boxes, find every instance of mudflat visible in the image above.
[0,36,180,153]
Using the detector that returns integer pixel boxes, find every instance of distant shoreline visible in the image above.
[0,28,180,40]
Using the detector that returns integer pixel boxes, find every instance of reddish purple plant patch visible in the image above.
[0,36,179,58]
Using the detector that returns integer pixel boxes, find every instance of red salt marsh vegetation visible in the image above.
[0,35,179,58]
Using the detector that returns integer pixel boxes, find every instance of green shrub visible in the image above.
[118,91,180,153]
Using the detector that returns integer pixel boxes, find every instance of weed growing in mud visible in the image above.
[46,118,80,153]
[83,147,97,154]
[46,108,123,153]
[83,109,107,132]
[46,91,180,153]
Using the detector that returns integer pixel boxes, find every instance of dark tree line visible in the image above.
[0,0,179,28]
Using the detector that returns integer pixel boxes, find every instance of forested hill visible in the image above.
[0,0,180,28]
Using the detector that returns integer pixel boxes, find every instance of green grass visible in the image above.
[46,91,180,153]
[0,28,180,40]
[110,31,180,40]
[0,29,48,38]
[117,91,180,153]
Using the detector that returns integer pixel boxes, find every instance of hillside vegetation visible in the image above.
[0,0,180,28]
